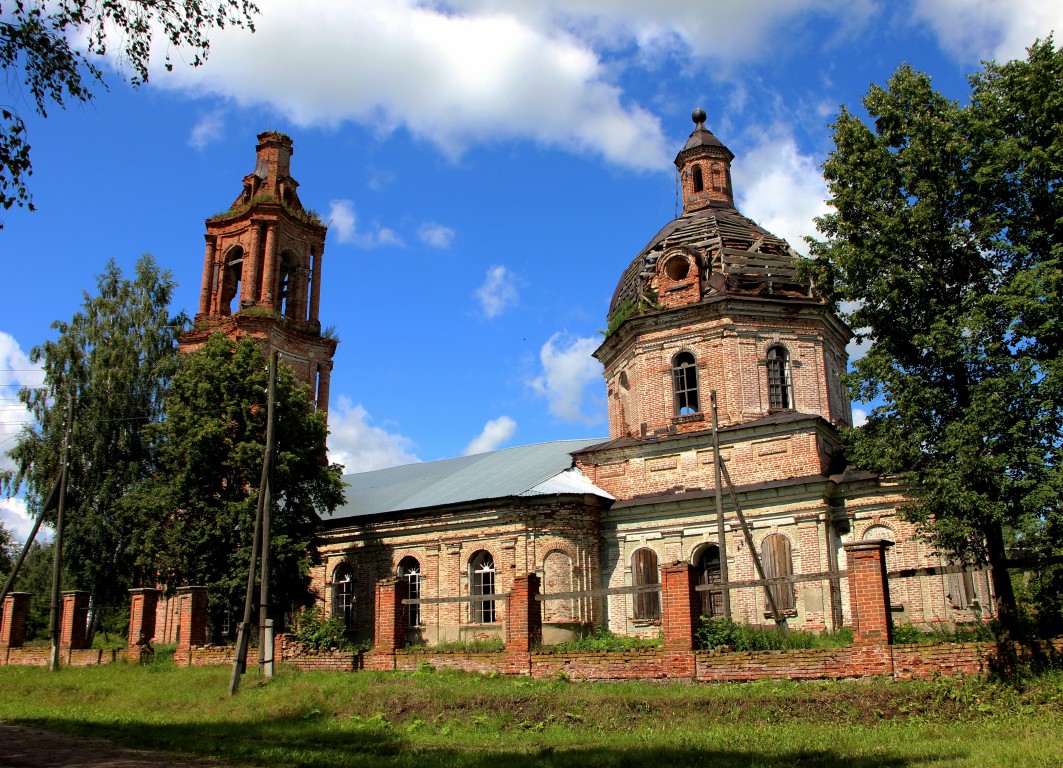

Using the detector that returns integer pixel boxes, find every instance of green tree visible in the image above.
[0,519,15,577]
[1,255,185,612]
[809,39,1063,639]
[129,334,344,634]
[10,539,56,641]
[1,0,258,223]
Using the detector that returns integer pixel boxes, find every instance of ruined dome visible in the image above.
[607,112,813,325]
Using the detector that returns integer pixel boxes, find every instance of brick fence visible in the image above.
[5,539,1055,681]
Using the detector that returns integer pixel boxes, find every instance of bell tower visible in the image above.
[181,131,337,416]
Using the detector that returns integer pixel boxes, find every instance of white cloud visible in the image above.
[147,0,672,169]
[852,407,868,427]
[0,497,49,544]
[476,265,519,318]
[327,199,405,248]
[326,397,419,473]
[463,416,517,455]
[418,222,456,249]
[0,332,43,477]
[733,125,830,255]
[911,0,1062,63]
[529,333,604,424]
[189,110,225,149]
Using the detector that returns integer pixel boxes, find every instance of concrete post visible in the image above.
[844,540,894,645]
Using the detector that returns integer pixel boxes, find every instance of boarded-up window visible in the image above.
[333,564,354,630]
[696,545,723,618]
[632,548,661,621]
[543,550,575,623]
[766,345,792,410]
[947,565,977,610]
[761,534,795,611]
[398,556,422,628]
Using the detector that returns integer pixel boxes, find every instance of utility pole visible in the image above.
[48,393,74,672]
[229,352,278,695]
[709,391,731,619]
[258,351,278,678]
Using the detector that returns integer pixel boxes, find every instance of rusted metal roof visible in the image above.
[327,438,610,521]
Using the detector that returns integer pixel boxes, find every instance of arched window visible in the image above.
[696,545,723,619]
[692,165,704,193]
[332,564,354,630]
[631,548,660,621]
[278,251,297,318]
[542,550,575,623]
[220,247,244,316]
[766,345,793,410]
[469,551,496,624]
[398,556,422,628]
[761,534,795,611]
[672,351,699,416]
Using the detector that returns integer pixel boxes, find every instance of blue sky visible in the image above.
[2,0,1060,538]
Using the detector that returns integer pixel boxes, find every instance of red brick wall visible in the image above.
[59,591,90,650]
[845,540,893,645]
[0,592,31,649]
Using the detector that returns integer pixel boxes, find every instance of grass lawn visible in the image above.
[0,658,1060,768]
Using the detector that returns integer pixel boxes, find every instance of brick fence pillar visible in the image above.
[844,540,894,646]
[505,573,541,653]
[127,588,161,660]
[175,586,208,653]
[60,591,90,650]
[661,561,699,651]
[0,592,32,649]
[373,577,407,655]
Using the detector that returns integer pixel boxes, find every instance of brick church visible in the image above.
[180,114,990,646]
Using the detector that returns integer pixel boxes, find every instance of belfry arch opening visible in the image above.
[220,246,244,316]
[278,250,298,318]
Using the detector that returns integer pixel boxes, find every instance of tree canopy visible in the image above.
[810,38,1063,637]
[1,254,185,609]
[1,0,258,223]
[129,334,345,634]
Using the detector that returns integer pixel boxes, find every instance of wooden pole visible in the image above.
[709,391,731,619]
[0,476,60,608]
[258,354,278,677]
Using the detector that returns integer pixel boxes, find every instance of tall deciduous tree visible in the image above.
[809,39,1063,639]
[1,0,258,223]
[1,255,185,610]
[129,334,344,633]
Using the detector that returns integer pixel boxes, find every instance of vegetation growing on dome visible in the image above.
[603,290,660,337]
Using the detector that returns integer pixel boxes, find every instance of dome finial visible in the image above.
[692,107,707,128]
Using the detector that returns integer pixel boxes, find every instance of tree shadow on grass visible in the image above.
[8,715,962,768]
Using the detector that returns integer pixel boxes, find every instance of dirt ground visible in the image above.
[0,724,238,768]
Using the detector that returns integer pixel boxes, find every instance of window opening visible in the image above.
[333,565,354,630]
[766,345,792,410]
[220,248,243,316]
[278,252,296,318]
[692,165,704,193]
[632,548,660,621]
[672,351,700,415]
[398,556,422,628]
[665,257,690,281]
[761,534,795,611]
[696,545,723,618]
[948,564,978,610]
[469,551,496,623]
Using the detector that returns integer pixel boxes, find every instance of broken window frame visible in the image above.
[696,544,723,619]
[761,534,796,611]
[672,351,700,416]
[469,551,496,624]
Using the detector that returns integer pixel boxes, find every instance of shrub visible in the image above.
[695,617,853,651]
[290,608,351,650]
[543,629,662,653]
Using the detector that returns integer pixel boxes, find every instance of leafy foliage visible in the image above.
[290,607,350,650]
[808,38,1063,638]
[0,0,258,222]
[0,520,14,577]
[128,334,345,631]
[1,256,185,608]
[8,540,56,641]
[695,617,853,651]
[543,628,661,652]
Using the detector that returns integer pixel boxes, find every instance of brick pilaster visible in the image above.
[60,591,91,650]
[661,562,699,651]
[0,592,32,649]
[127,588,161,659]
[505,573,542,653]
[175,586,208,651]
[373,577,407,655]
[844,540,893,646]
